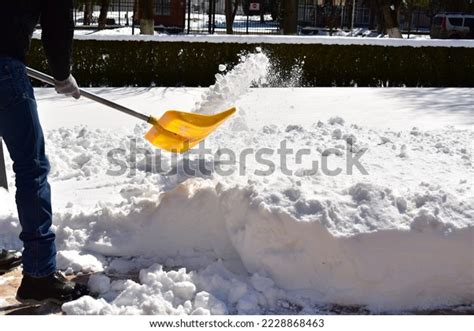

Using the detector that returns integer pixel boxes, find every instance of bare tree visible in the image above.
[225,0,242,34]
[225,0,234,34]
[371,0,403,38]
[98,0,110,30]
[439,0,473,12]
[139,0,155,35]
[320,1,344,35]
[83,0,94,25]
[281,0,298,34]
[233,0,241,22]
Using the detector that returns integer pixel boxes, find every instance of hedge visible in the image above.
[27,39,474,87]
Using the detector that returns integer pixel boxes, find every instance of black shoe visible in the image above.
[16,271,89,304]
[0,249,22,275]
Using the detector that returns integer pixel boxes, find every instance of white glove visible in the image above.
[54,74,81,99]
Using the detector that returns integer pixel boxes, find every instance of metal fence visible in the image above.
[73,0,135,27]
[187,0,280,34]
[72,0,281,34]
[71,0,434,35]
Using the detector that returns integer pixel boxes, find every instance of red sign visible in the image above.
[249,3,260,11]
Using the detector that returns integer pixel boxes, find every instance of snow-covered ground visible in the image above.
[69,32,474,47]
[71,26,431,40]
[31,28,474,47]
[0,53,473,315]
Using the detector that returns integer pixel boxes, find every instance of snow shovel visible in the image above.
[0,137,7,191]
[26,67,236,153]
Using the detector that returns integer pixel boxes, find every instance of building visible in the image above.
[154,0,186,31]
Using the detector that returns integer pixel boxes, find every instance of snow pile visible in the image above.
[57,250,104,274]
[87,273,111,295]
[4,116,471,313]
[56,33,474,48]
[63,262,289,315]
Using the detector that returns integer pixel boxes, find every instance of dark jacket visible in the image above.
[0,0,74,80]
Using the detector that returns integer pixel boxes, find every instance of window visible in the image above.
[464,18,474,29]
[448,17,463,26]
[155,0,171,16]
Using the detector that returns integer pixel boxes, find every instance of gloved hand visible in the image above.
[54,74,81,99]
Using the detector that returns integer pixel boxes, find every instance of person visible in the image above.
[0,1,87,303]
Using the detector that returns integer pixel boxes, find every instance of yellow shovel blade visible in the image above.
[145,107,236,153]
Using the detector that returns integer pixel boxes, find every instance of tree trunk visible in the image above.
[381,1,402,38]
[225,0,234,34]
[232,1,240,22]
[271,0,280,21]
[83,1,93,26]
[139,0,154,35]
[407,6,413,39]
[98,0,110,30]
[281,0,298,34]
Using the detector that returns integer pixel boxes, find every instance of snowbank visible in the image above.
[0,52,473,314]
[72,34,474,48]
[31,31,474,48]
[2,117,472,313]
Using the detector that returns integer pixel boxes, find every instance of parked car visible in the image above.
[431,13,474,39]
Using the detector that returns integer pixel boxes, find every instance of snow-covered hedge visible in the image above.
[28,39,473,87]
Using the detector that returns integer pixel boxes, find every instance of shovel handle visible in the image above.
[0,137,8,191]
[26,67,150,123]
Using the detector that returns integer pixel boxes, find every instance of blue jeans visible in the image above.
[0,57,56,277]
